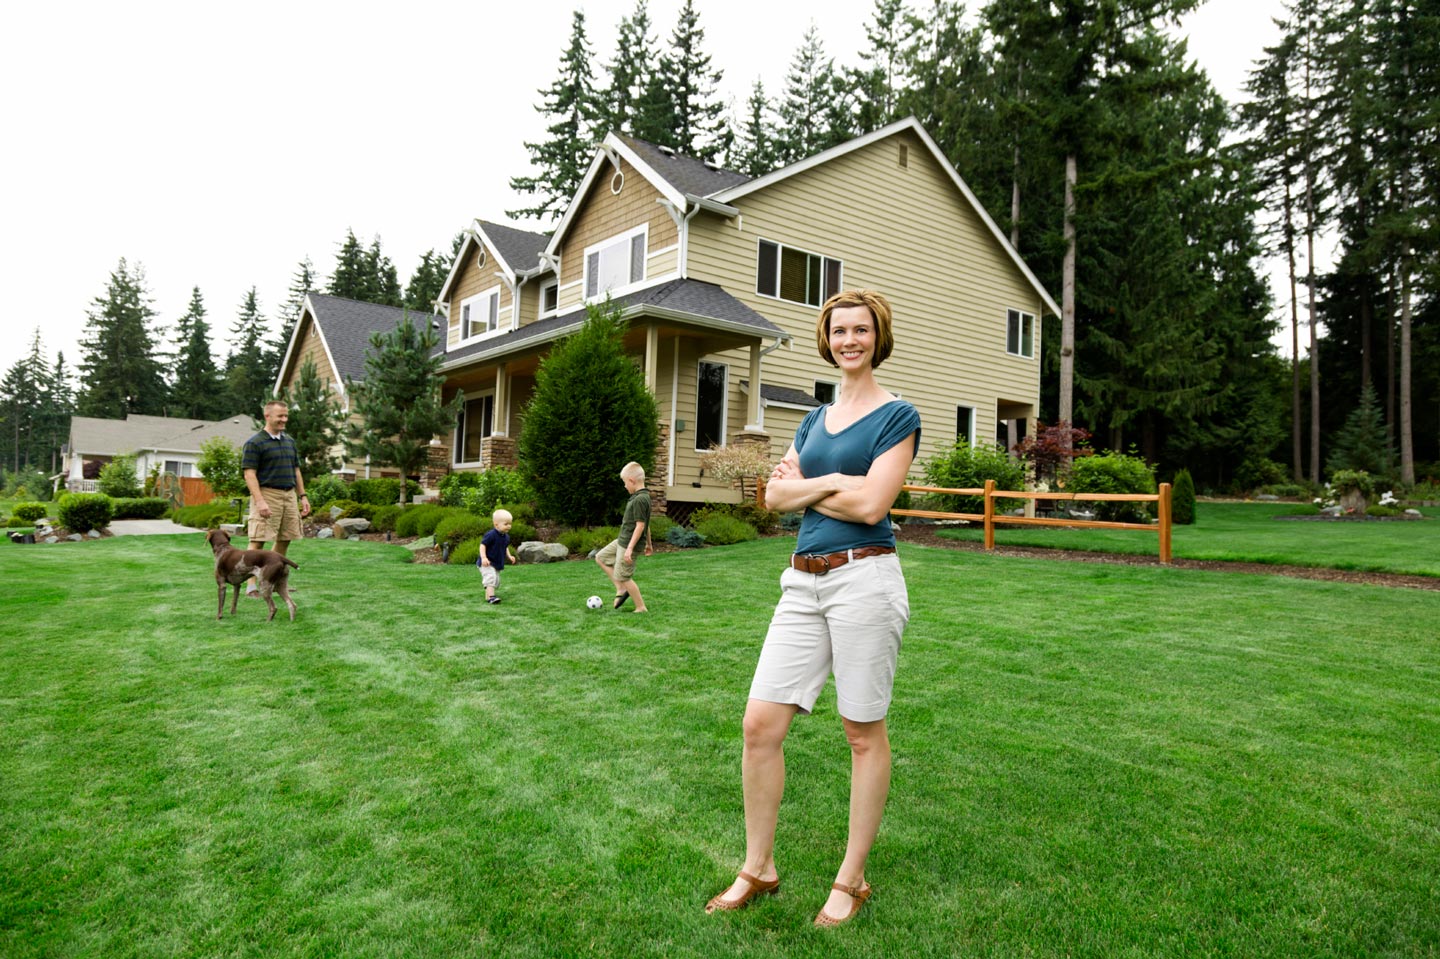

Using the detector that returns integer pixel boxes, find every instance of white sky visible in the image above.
[0,0,1297,378]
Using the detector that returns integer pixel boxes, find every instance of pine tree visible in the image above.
[518,301,658,526]
[852,0,914,133]
[601,0,659,136]
[77,258,167,418]
[1327,383,1396,480]
[733,79,781,177]
[777,25,849,164]
[170,287,226,420]
[279,358,345,482]
[43,351,75,474]
[665,0,729,161]
[342,314,462,504]
[508,11,601,223]
[328,230,371,300]
[405,248,452,312]
[366,237,403,308]
[223,287,271,418]
[0,331,50,472]
[271,256,316,374]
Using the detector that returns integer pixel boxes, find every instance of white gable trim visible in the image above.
[544,134,687,257]
[282,294,347,400]
[437,222,531,307]
[713,116,1061,318]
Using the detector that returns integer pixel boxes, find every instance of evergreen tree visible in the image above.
[41,351,75,474]
[271,256,316,374]
[328,230,371,300]
[405,248,452,312]
[601,0,659,136]
[342,314,462,504]
[170,287,226,420]
[223,287,271,418]
[852,0,914,133]
[279,358,345,482]
[664,0,729,161]
[1326,383,1396,481]
[733,79,781,176]
[366,237,403,308]
[0,331,49,472]
[518,301,658,526]
[508,10,601,223]
[1171,468,1196,525]
[776,25,851,163]
[77,258,167,418]
[631,68,682,149]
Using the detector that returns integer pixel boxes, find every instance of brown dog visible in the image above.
[206,528,299,621]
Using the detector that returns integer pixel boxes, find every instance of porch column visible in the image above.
[493,363,509,435]
[645,324,659,393]
[745,342,762,430]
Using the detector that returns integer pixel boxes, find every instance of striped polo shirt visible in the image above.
[241,430,300,490]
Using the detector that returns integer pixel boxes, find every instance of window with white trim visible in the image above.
[163,460,195,478]
[956,405,975,445]
[460,287,501,340]
[539,280,559,318]
[455,394,494,464]
[1006,309,1035,358]
[813,380,836,405]
[756,239,841,307]
[584,226,647,300]
[695,361,727,452]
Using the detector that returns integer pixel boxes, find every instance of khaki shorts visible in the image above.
[248,487,302,543]
[749,553,910,722]
[480,565,500,590]
[596,538,637,582]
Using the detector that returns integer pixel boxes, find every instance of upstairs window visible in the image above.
[539,280,559,318]
[584,226,647,299]
[757,239,841,307]
[1006,309,1035,358]
[813,380,836,405]
[461,287,500,340]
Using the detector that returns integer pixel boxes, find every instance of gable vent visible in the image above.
[898,144,909,169]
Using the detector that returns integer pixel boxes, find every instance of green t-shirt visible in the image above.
[619,488,652,547]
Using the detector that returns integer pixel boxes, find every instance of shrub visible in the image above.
[173,502,237,529]
[449,537,483,565]
[1260,483,1311,498]
[4,469,52,501]
[648,515,676,539]
[1366,504,1402,517]
[492,499,536,525]
[395,504,444,538]
[11,502,48,523]
[371,505,404,533]
[1329,469,1375,499]
[324,499,375,521]
[1233,455,1287,495]
[694,512,758,545]
[558,529,587,554]
[306,474,349,510]
[434,513,491,547]
[922,439,1025,514]
[779,511,803,532]
[110,497,170,519]
[437,470,484,506]
[444,467,536,515]
[415,506,466,538]
[667,526,706,548]
[1066,452,1157,522]
[509,520,536,545]
[58,493,113,533]
[97,455,142,498]
[585,526,620,552]
[196,438,246,499]
[1283,503,1321,516]
[1170,469,1196,526]
[6,516,35,528]
[349,477,422,506]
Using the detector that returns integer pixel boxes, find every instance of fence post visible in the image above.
[983,479,996,550]
[1158,482,1172,564]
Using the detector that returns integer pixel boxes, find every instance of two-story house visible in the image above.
[276,116,1058,512]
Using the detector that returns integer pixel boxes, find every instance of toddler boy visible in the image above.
[478,509,517,605]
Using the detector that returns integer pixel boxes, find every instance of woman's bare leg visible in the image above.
[818,716,890,920]
[712,699,798,904]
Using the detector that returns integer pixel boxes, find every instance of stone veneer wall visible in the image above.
[480,435,519,471]
[421,444,452,489]
[646,423,670,516]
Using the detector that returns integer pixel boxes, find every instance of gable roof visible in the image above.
[69,413,256,457]
[435,220,552,307]
[439,278,787,371]
[712,116,1061,317]
[301,293,441,389]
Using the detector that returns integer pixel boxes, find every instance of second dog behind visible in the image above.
[205,528,298,621]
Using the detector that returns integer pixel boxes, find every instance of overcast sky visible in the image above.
[0,0,1294,379]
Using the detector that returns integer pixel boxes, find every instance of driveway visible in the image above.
[108,519,207,535]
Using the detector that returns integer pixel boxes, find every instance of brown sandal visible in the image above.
[814,881,872,927]
[705,870,780,913]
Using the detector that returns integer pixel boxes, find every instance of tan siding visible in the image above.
[556,158,680,295]
[688,129,1045,465]
[444,240,518,348]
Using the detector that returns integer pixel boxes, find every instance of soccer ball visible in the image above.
[586,595,603,610]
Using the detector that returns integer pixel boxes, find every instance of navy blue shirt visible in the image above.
[479,529,511,570]
[793,400,921,555]
[241,430,300,489]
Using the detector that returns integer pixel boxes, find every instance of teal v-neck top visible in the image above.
[792,400,921,554]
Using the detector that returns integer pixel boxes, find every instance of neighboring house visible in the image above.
[63,413,255,491]
[275,116,1058,512]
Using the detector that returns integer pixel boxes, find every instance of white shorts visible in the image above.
[480,565,500,589]
[749,553,910,721]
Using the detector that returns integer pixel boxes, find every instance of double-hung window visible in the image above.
[456,394,494,465]
[584,226,647,300]
[538,280,559,319]
[461,287,501,341]
[695,361,727,452]
[1006,309,1035,358]
[756,239,841,307]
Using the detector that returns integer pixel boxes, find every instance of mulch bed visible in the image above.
[892,523,1440,592]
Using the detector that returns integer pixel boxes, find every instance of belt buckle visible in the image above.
[803,553,830,575]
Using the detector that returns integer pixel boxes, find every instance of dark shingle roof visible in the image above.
[307,293,442,384]
[479,220,550,272]
[615,135,751,197]
[441,279,786,367]
[752,383,822,408]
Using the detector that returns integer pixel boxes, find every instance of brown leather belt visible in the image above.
[790,545,896,575]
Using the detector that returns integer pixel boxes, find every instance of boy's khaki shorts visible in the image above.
[248,487,303,542]
[596,538,637,582]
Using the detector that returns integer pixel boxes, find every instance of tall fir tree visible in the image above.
[601,0,659,137]
[223,287,272,419]
[270,256,316,374]
[776,25,851,164]
[405,248,452,313]
[852,0,915,134]
[0,331,50,472]
[664,0,730,161]
[342,315,462,504]
[42,350,75,474]
[279,358,345,482]
[508,10,601,223]
[77,258,168,418]
[733,79,781,176]
[328,230,371,300]
[169,287,226,420]
[366,237,403,308]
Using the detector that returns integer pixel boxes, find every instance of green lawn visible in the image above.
[934,500,1440,576]
[2,534,1437,957]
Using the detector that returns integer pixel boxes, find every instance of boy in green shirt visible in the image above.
[595,461,653,612]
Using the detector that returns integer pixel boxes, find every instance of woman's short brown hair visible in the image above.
[815,290,895,368]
